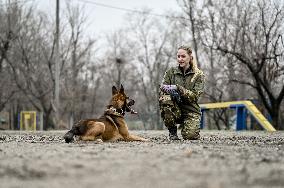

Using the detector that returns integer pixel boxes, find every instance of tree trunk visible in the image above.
[270,103,280,130]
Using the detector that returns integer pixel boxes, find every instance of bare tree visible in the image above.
[60,2,96,125]
[0,2,23,112]
[124,10,186,129]
[6,10,57,129]
[1,2,96,129]
[102,29,131,89]
[179,0,284,129]
[178,0,201,67]
[215,1,284,130]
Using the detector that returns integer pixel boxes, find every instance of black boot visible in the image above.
[168,126,180,140]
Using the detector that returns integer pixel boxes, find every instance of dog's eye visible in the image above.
[126,97,129,99]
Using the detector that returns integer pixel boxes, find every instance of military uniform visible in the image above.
[159,66,205,140]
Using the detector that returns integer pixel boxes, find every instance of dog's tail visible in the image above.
[63,129,75,143]
[64,125,82,143]
[63,120,87,143]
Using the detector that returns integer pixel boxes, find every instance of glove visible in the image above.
[160,85,182,104]
[160,85,177,93]
[170,90,182,104]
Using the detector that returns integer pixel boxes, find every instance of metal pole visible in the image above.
[116,58,122,87]
[55,0,60,127]
[7,0,11,28]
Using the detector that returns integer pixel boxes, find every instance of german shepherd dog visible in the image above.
[64,85,148,143]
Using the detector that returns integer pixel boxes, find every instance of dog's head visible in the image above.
[108,84,135,115]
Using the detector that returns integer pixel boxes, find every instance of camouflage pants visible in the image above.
[180,113,201,140]
[159,95,200,140]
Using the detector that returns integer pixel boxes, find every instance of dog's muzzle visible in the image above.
[127,99,135,106]
[125,99,135,112]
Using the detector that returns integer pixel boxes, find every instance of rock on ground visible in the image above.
[1,130,284,188]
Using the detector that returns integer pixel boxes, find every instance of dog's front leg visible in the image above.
[128,134,149,142]
[116,119,148,142]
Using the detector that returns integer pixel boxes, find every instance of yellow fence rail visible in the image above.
[200,100,276,132]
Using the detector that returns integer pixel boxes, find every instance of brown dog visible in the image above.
[64,85,148,143]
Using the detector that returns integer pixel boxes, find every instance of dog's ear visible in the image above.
[120,84,124,93]
[112,86,118,95]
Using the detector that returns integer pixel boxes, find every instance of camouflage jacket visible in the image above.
[161,66,205,114]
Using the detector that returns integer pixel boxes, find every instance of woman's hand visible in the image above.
[176,84,186,96]
[160,85,181,104]
[160,84,177,93]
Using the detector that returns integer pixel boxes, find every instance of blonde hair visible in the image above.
[178,45,203,82]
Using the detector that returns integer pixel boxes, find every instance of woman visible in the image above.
[159,45,205,140]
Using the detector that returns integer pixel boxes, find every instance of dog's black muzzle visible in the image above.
[125,98,135,112]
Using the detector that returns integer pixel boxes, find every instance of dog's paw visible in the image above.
[94,139,103,144]
[141,138,150,142]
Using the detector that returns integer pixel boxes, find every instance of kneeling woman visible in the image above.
[159,45,205,140]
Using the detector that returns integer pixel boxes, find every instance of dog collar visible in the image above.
[108,106,124,116]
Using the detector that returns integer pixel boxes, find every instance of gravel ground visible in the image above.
[1,130,284,188]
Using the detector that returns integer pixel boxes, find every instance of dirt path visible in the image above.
[1,130,284,188]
